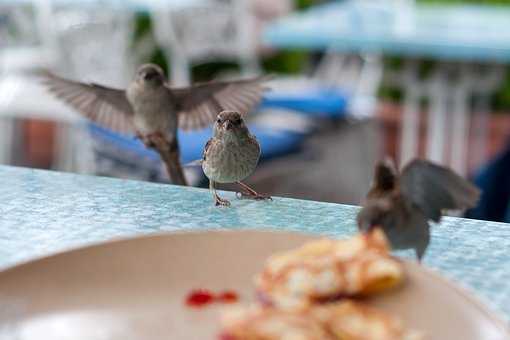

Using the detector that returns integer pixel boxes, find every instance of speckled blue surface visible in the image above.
[0,165,509,321]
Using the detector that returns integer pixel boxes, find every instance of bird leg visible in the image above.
[147,131,168,148]
[148,133,188,186]
[236,181,272,201]
[210,180,230,207]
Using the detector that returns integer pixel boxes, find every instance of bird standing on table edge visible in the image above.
[39,63,271,186]
[202,110,271,207]
[357,158,480,260]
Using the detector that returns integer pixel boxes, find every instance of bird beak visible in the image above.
[224,121,233,130]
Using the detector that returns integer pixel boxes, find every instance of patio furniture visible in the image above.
[260,51,382,121]
[264,2,510,176]
[149,0,260,86]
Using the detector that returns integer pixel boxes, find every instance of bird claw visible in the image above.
[214,195,231,207]
[236,190,272,201]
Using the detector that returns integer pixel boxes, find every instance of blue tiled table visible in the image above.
[264,3,510,62]
[0,165,509,321]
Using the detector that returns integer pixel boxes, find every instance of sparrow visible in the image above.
[202,110,271,206]
[39,63,270,186]
[357,158,480,260]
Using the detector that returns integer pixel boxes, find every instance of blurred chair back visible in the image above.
[45,2,139,175]
[150,0,260,86]
[49,4,136,87]
[0,0,57,74]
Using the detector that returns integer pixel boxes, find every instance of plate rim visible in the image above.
[0,228,314,272]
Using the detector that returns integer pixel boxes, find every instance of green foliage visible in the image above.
[493,75,510,110]
[132,13,151,42]
[296,0,315,9]
[262,50,309,75]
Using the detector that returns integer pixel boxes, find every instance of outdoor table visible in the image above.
[0,165,508,321]
[264,2,510,175]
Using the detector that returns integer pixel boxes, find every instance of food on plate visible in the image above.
[219,231,423,339]
[220,305,330,340]
[255,229,404,309]
[219,300,422,340]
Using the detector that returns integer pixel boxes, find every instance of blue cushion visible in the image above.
[88,124,160,163]
[178,126,305,162]
[260,88,348,119]
[88,123,305,165]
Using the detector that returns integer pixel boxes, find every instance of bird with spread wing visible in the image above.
[40,63,270,185]
[357,158,480,260]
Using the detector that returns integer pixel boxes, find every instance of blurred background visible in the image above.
[1,0,510,222]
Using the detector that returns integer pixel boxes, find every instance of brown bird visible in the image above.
[40,63,270,185]
[202,111,271,207]
[357,158,480,260]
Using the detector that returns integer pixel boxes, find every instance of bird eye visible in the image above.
[217,118,222,124]
[234,118,242,125]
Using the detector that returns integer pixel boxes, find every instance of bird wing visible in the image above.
[399,159,480,222]
[170,75,271,131]
[203,138,213,161]
[40,71,135,134]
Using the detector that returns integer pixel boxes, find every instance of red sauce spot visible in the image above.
[217,291,239,303]
[186,289,215,307]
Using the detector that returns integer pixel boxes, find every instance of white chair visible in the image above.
[46,3,138,174]
[50,5,136,87]
[264,49,383,122]
[397,61,505,176]
[150,0,260,86]
[0,0,61,165]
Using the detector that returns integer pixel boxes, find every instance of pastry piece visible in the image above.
[256,229,404,309]
[219,300,423,340]
[312,301,422,340]
[219,305,332,340]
